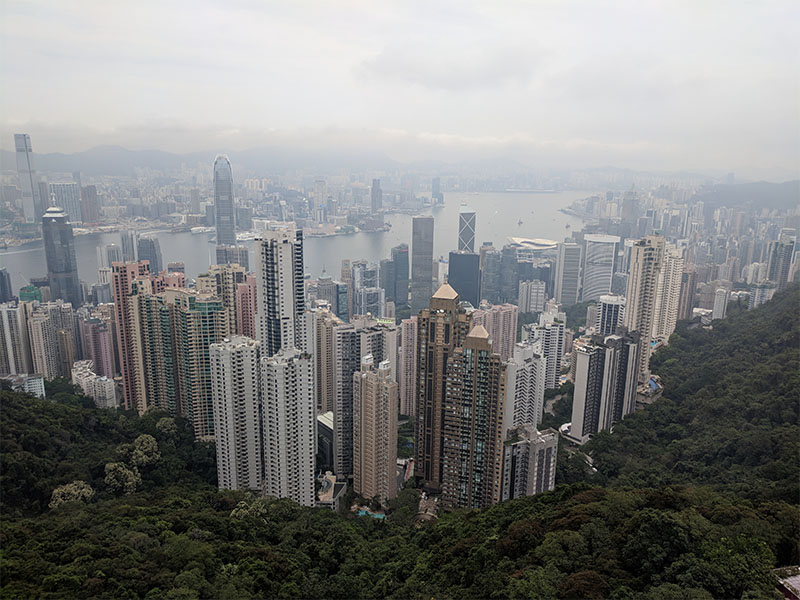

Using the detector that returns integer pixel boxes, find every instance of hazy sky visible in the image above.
[1,0,797,176]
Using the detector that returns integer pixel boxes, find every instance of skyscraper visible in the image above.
[14,134,41,223]
[120,230,138,262]
[480,248,502,303]
[507,341,546,428]
[581,234,619,301]
[471,302,518,362]
[105,244,123,267]
[50,183,82,224]
[211,336,263,491]
[458,205,476,252]
[431,177,443,204]
[766,228,796,291]
[353,356,398,503]
[410,216,434,313]
[677,267,698,320]
[596,294,625,337]
[391,243,410,308]
[441,325,507,509]
[525,316,565,390]
[518,279,547,313]
[555,242,582,305]
[214,155,236,246]
[712,288,729,320]
[0,269,12,303]
[254,224,306,357]
[447,251,480,307]
[623,235,665,383]
[197,263,247,336]
[652,248,684,342]
[78,315,115,378]
[0,302,33,375]
[235,274,258,339]
[566,332,640,444]
[501,425,558,500]
[27,309,60,379]
[370,179,382,214]
[215,245,250,271]
[80,185,100,224]
[261,347,316,507]
[331,316,397,477]
[137,236,163,275]
[398,316,418,416]
[112,261,152,411]
[42,207,82,308]
[415,284,473,490]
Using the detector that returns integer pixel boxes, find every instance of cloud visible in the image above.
[357,41,541,91]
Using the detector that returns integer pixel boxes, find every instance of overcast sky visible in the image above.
[0,0,797,177]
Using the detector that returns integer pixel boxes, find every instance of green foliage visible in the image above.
[0,390,216,516]
[586,286,800,505]
[2,483,792,598]
[48,480,94,509]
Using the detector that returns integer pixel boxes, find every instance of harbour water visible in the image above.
[0,191,590,292]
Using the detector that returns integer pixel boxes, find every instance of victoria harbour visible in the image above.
[0,191,588,290]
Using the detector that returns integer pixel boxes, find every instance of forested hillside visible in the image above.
[0,288,798,598]
[586,285,800,503]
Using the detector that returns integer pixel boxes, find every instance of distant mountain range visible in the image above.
[0,145,400,177]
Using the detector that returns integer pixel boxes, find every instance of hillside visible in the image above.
[586,285,800,503]
[1,289,799,598]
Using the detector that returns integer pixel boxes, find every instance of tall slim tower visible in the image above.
[766,229,796,291]
[581,234,619,301]
[14,134,41,223]
[0,302,33,375]
[458,205,476,252]
[370,179,382,214]
[391,243,410,309]
[398,316,418,416]
[414,283,472,490]
[254,224,306,357]
[507,341,547,428]
[112,261,151,411]
[214,155,236,246]
[623,235,665,383]
[410,216,435,314]
[261,347,316,507]
[652,248,684,341]
[211,336,263,491]
[42,207,82,308]
[677,267,697,320]
[441,325,507,509]
[555,242,582,305]
[353,356,398,503]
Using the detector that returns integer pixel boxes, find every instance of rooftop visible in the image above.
[432,283,459,300]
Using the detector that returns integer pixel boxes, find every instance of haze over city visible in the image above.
[1,0,797,178]
[1,2,798,599]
